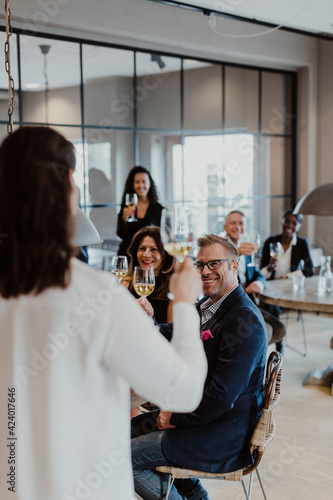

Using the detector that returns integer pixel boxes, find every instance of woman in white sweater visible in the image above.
[0,127,207,500]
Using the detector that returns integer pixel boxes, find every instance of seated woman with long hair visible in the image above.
[122,226,175,324]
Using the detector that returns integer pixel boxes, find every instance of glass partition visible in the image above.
[20,36,81,125]
[225,66,259,133]
[83,46,134,128]
[184,61,222,131]
[136,53,181,130]
[0,27,297,243]
[261,72,293,135]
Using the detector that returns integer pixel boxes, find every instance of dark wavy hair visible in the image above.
[124,226,174,300]
[120,166,159,206]
[0,126,76,298]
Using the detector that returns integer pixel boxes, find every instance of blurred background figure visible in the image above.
[117,166,163,257]
[260,210,314,280]
[223,210,264,294]
[122,226,175,324]
[260,209,314,354]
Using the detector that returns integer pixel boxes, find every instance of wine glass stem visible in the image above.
[251,252,255,266]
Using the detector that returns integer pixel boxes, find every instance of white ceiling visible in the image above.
[175,0,333,35]
[0,0,332,90]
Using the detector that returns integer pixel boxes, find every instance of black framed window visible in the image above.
[0,27,297,247]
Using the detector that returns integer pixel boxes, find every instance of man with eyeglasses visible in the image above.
[132,234,268,500]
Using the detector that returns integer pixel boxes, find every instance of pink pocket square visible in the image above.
[201,329,213,341]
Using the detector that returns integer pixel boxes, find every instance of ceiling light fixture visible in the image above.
[151,54,166,69]
[25,83,41,90]
[39,44,51,123]
[294,183,333,215]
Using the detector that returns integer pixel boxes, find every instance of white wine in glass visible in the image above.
[249,233,261,266]
[269,242,282,259]
[133,266,155,297]
[160,207,194,262]
[110,255,128,282]
[125,193,138,222]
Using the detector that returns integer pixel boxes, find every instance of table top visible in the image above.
[257,276,333,314]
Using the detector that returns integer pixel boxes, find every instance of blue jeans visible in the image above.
[131,430,210,500]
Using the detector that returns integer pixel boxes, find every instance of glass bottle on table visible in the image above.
[317,256,332,294]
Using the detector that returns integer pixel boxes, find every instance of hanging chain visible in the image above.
[5,0,15,134]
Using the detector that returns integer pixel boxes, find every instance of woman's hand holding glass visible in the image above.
[124,193,138,222]
[169,259,202,304]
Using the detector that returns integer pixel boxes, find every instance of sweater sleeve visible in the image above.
[102,287,207,413]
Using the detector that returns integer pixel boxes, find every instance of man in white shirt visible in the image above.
[223,210,265,294]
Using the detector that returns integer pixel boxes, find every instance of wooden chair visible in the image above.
[155,351,283,500]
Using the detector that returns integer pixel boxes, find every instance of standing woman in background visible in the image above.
[117,166,163,256]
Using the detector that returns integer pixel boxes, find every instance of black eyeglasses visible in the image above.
[195,259,235,272]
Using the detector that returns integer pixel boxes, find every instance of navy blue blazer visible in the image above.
[159,286,268,473]
[260,235,314,279]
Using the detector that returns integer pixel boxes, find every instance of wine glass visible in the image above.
[249,233,261,267]
[269,242,282,260]
[133,266,155,297]
[110,255,128,282]
[160,207,195,263]
[125,193,138,222]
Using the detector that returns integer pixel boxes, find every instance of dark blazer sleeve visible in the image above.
[170,306,267,427]
[292,237,314,277]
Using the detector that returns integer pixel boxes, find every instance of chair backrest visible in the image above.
[243,351,283,475]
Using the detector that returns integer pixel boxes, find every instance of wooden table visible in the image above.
[257,276,333,393]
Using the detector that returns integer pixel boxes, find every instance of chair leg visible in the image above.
[256,469,268,500]
[285,310,307,357]
[241,472,252,500]
[164,475,174,500]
